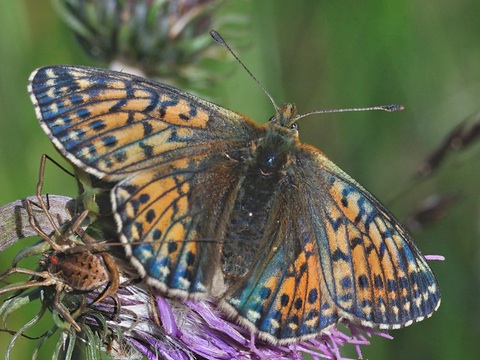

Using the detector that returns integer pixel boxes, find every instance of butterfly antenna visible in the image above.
[294,104,404,121]
[210,30,281,115]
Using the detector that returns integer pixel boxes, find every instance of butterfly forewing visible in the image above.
[314,151,441,328]
[29,66,258,180]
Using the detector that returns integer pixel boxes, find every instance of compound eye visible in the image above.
[289,122,299,131]
[266,155,275,168]
[268,116,277,123]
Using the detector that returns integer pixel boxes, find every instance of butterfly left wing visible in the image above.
[28,65,259,180]
[221,145,441,344]
[112,149,251,298]
[28,65,263,298]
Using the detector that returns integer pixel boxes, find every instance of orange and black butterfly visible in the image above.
[28,49,440,344]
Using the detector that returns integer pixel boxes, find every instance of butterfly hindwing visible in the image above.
[113,161,204,295]
[113,152,250,297]
[221,185,339,343]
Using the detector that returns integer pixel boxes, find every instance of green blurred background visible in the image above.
[0,1,479,359]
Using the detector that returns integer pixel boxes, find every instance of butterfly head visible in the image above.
[252,103,300,176]
[268,103,300,138]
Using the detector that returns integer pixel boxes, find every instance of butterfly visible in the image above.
[28,61,440,344]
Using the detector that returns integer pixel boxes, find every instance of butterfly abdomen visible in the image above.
[221,130,296,280]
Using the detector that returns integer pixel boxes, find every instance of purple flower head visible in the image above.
[88,285,394,360]
[0,196,444,359]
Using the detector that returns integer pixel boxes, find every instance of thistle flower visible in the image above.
[52,0,249,89]
[0,195,443,359]
[90,285,395,360]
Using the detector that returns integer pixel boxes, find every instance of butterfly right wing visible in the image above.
[219,179,340,344]
[304,148,441,330]
[221,145,440,344]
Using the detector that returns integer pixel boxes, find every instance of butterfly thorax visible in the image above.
[221,122,298,281]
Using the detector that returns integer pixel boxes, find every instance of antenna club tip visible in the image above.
[383,104,405,112]
[209,30,225,45]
